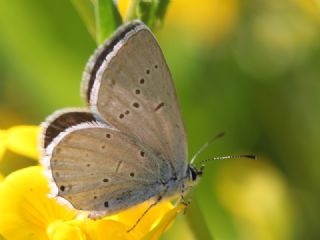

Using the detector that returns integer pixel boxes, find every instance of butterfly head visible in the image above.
[186,164,204,184]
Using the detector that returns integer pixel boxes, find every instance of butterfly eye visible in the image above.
[139,78,145,84]
[146,69,150,75]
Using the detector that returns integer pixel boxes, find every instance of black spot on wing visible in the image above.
[135,89,141,95]
[154,102,165,112]
[132,102,140,108]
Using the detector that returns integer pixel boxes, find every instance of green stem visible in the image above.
[125,0,140,21]
[185,198,214,240]
[95,0,122,45]
[71,0,96,40]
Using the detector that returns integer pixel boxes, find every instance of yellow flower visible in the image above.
[295,0,320,22]
[0,166,76,239]
[165,0,240,43]
[0,166,183,240]
[0,125,39,160]
[118,0,240,43]
[216,158,295,240]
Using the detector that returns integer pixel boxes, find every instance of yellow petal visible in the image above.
[111,200,173,237]
[0,173,4,182]
[141,204,185,240]
[48,218,135,240]
[6,125,40,160]
[0,166,76,240]
[48,220,86,240]
[82,218,134,240]
[117,0,129,18]
[81,201,175,239]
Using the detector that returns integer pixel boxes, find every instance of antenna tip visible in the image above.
[242,154,256,160]
[217,132,226,138]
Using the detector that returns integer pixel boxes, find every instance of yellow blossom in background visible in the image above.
[233,0,320,79]
[0,166,183,240]
[0,125,39,160]
[118,0,240,43]
[216,158,295,240]
[295,0,320,22]
[165,0,240,43]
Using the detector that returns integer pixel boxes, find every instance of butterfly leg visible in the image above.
[127,184,169,232]
[180,183,187,205]
[127,195,163,233]
[180,183,193,206]
[180,183,194,214]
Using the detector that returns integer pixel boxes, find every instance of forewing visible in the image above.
[83,21,188,177]
[43,122,171,214]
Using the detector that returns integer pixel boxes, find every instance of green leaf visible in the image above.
[71,0,96,40]
[155,0,170,26]
[95,0,122,45]
[136,0,170,29]
[137,0,158,27]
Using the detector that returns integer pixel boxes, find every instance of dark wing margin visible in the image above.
[81,20,144,103]
[40,109,97,149]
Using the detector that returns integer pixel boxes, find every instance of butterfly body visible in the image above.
[40,20,197,219]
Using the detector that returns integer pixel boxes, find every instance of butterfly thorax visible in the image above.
[161,164,202,200]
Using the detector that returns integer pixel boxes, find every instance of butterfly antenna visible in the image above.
[190,132,225,165]
[195,154,256,168]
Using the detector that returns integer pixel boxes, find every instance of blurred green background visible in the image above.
[0,0,319,239]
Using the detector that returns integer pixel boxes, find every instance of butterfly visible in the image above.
[40,20,203,227]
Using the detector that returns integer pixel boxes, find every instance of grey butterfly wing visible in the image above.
[82,21,188,178]
[42,110,172,214]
